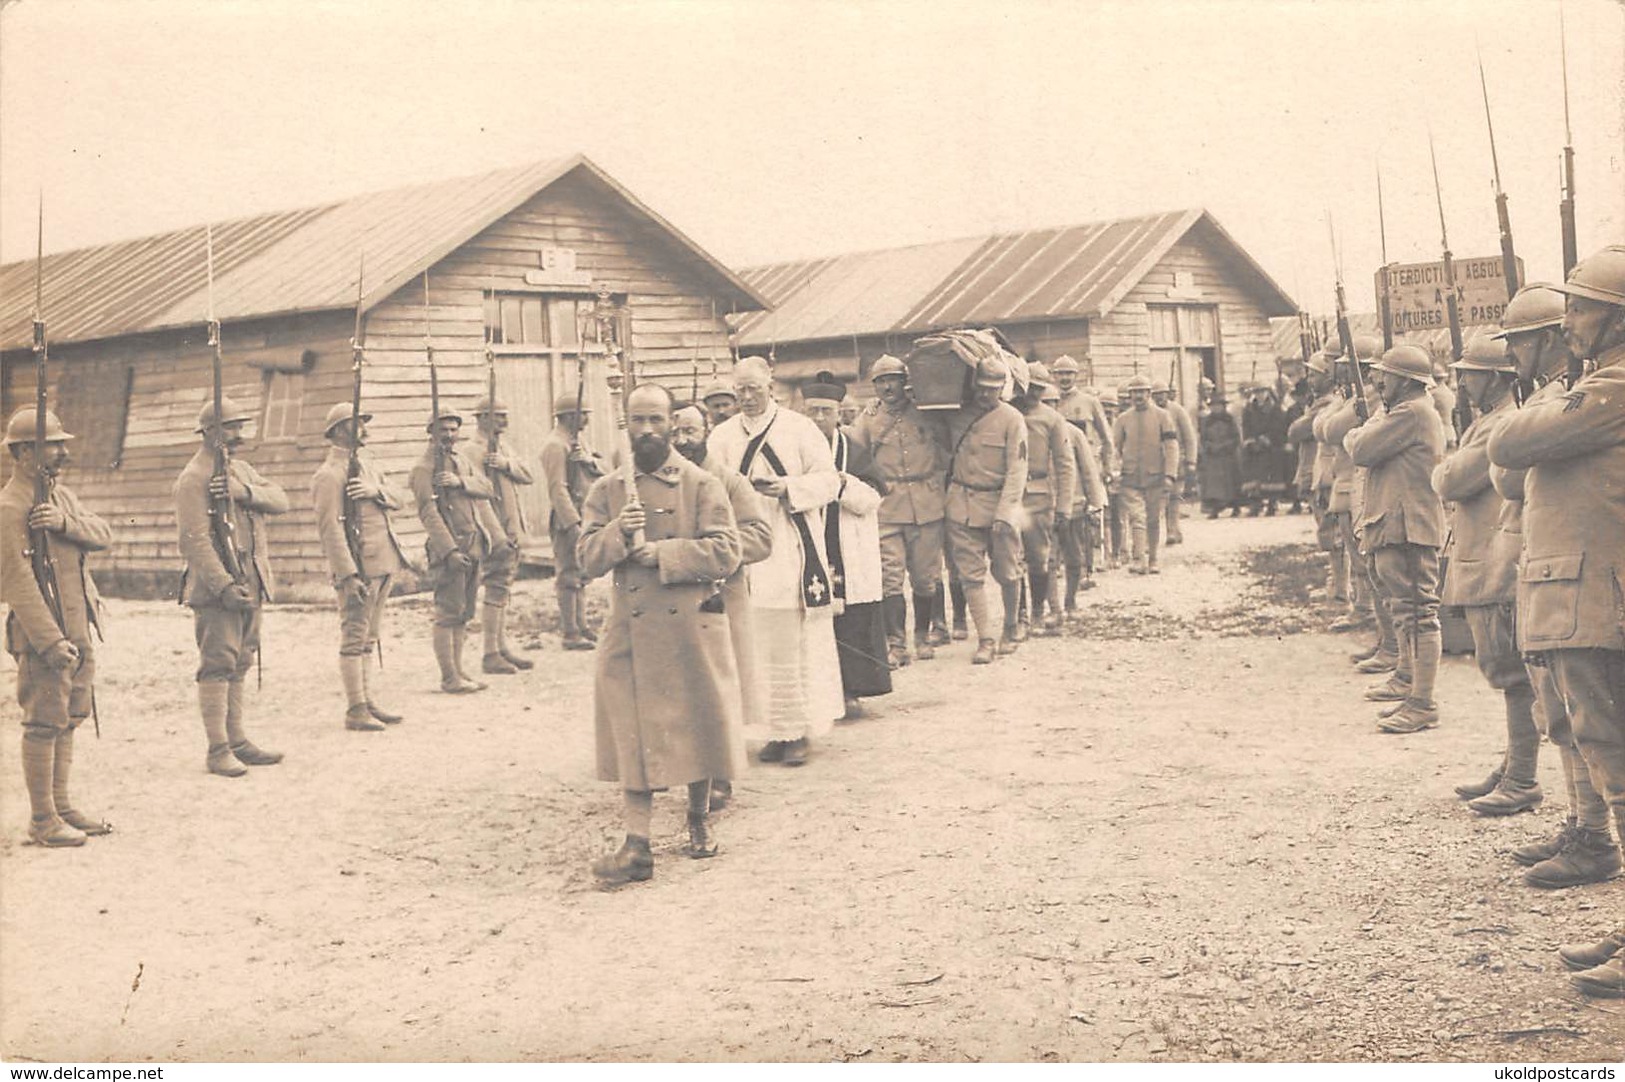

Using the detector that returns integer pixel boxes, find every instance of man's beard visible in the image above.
[673,436,707,465]
[633,433,670,472]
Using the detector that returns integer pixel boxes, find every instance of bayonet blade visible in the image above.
[1477,44,1504,191]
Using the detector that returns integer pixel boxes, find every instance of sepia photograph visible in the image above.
[1,0,1624,1067]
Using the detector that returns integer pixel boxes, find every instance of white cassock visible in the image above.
[708,401,844,741]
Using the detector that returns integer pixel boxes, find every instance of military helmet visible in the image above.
[1039,384,1061,404]
[1372,345,1436,387]
[1552,245,1625,308]
[1305,350,1332,375]
[1493,284,1566,339]
[1452,334,1515,372]
[974,356,1009,389]
[869,354,907,382]
[472,397,508,416]
[1050,354,1081,375]
[1027,361,1055,390]
[552,392,591,416]
[323,401,372,435]
[195,395,253,433]
[1321,339,1344,359]
[1150,378,1171,395]
[3,407,73,446]
[1123,373,1153,392]
[425,405,464,431]
[1351,335,1383,362]
[699,380,737,403]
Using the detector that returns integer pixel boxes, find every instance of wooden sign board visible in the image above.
[1376,255,1525,332]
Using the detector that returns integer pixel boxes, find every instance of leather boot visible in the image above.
[1570,956,1625,998]
[494,606,534,670]
[1064,565,1081,612]
[928,583,951,646]
[1559,928,1625,971]
[227,679,283,764]
[1523,828,1622,888]
[1454,762,1505,800]
[684,811,719,858]
[482,606,519,674]
[560,587,593,650]
[1032,572,1060,636]
[1329,611,1373,632]
[1378,700,1439,733]
[591,834,653,885]
[576,591,598,643]
[1512,818,1576,867]
[1355,650,1398,673]
[200,683,246,776]
[452,627,488,690]
[950,580,969,640]
[1468,779,1543,816]
[782,737,809,767]
[1349,640,1382,664]
[1364,674,1411,702]
[884,595,909,668]
[341,654,384,730]
[435,627,480,693]
[22,730,85,847]
[912,592,936,660]
[52,728,110,835]
[363,650,403,724]
[972,638,996,665]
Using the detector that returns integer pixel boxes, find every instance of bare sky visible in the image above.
[2,0,1622,316]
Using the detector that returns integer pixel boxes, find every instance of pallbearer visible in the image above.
[312,402,410,731]
[175,397,290,774]
[1344,346,1447,735]
[1013,362,1076,635]
[410,405,501,694]
[472,399,535,674]
[1430,336,1539,814]
[847,354,947,669]
[2,409,112,844]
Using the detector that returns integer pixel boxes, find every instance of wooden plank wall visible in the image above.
[1088,236,1276,400]
[1,172,746,596]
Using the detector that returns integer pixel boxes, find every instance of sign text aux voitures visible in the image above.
[1375,255,1526,331]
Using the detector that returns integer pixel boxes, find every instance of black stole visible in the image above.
[823,432,848,602]
[739,414,833,609]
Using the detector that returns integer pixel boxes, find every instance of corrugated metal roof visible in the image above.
[0,154,767,352]
[735,208,1297,347]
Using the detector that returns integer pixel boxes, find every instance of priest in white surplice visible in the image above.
[707,356,844,766]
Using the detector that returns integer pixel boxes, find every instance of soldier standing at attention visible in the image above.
[311,402,410,732]
[1490,249,1625,995]
[847,354,947,668]
[1484,284,1617,889]
[580,383,745,884]
[1343,346,1447,735]
[1430,336,1541,814]
[539,395,604,651]
[1012,362,1076,636]
[941,356,1028,664]
[175,396,289,776]
[1111,374,1179,575]
[2,408,112,844]
[1151,379,1196,545]
[472,398,535,674]
[410,405,500,694]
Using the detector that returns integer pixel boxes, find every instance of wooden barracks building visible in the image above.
[731,209,1297,409]
[0,155,766,597]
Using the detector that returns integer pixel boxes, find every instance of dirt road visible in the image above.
[3,513,1622,1062]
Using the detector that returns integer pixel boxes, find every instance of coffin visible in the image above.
[907,344,974,411]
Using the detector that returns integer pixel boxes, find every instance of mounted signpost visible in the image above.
[1376,255,1524,333]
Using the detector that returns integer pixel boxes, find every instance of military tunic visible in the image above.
[848,399,947,599]
[941,401,1028,588]
[312,446,411,656]
[409,441,503,628]
[480,434,534,607]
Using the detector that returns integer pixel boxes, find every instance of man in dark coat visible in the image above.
[579,383,745,884]
[1198,396,1243,516]
[1241,385,1289,515]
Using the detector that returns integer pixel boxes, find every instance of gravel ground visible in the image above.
[1,511,1622,1062]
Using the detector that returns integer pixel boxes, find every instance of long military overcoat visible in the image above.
[578,450,746,791]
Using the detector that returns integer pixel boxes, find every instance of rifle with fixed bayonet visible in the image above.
[1558,2,1581,386]
[1428,133,1470,439]
[204,226,248,586]
[1479,46,1523,307]
[26,199,66,636]
[424,272,450,521]
[1326,213,1369,421]
[1376,163,1395,351]
[343,255,368,580]
[482,288,506,523]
